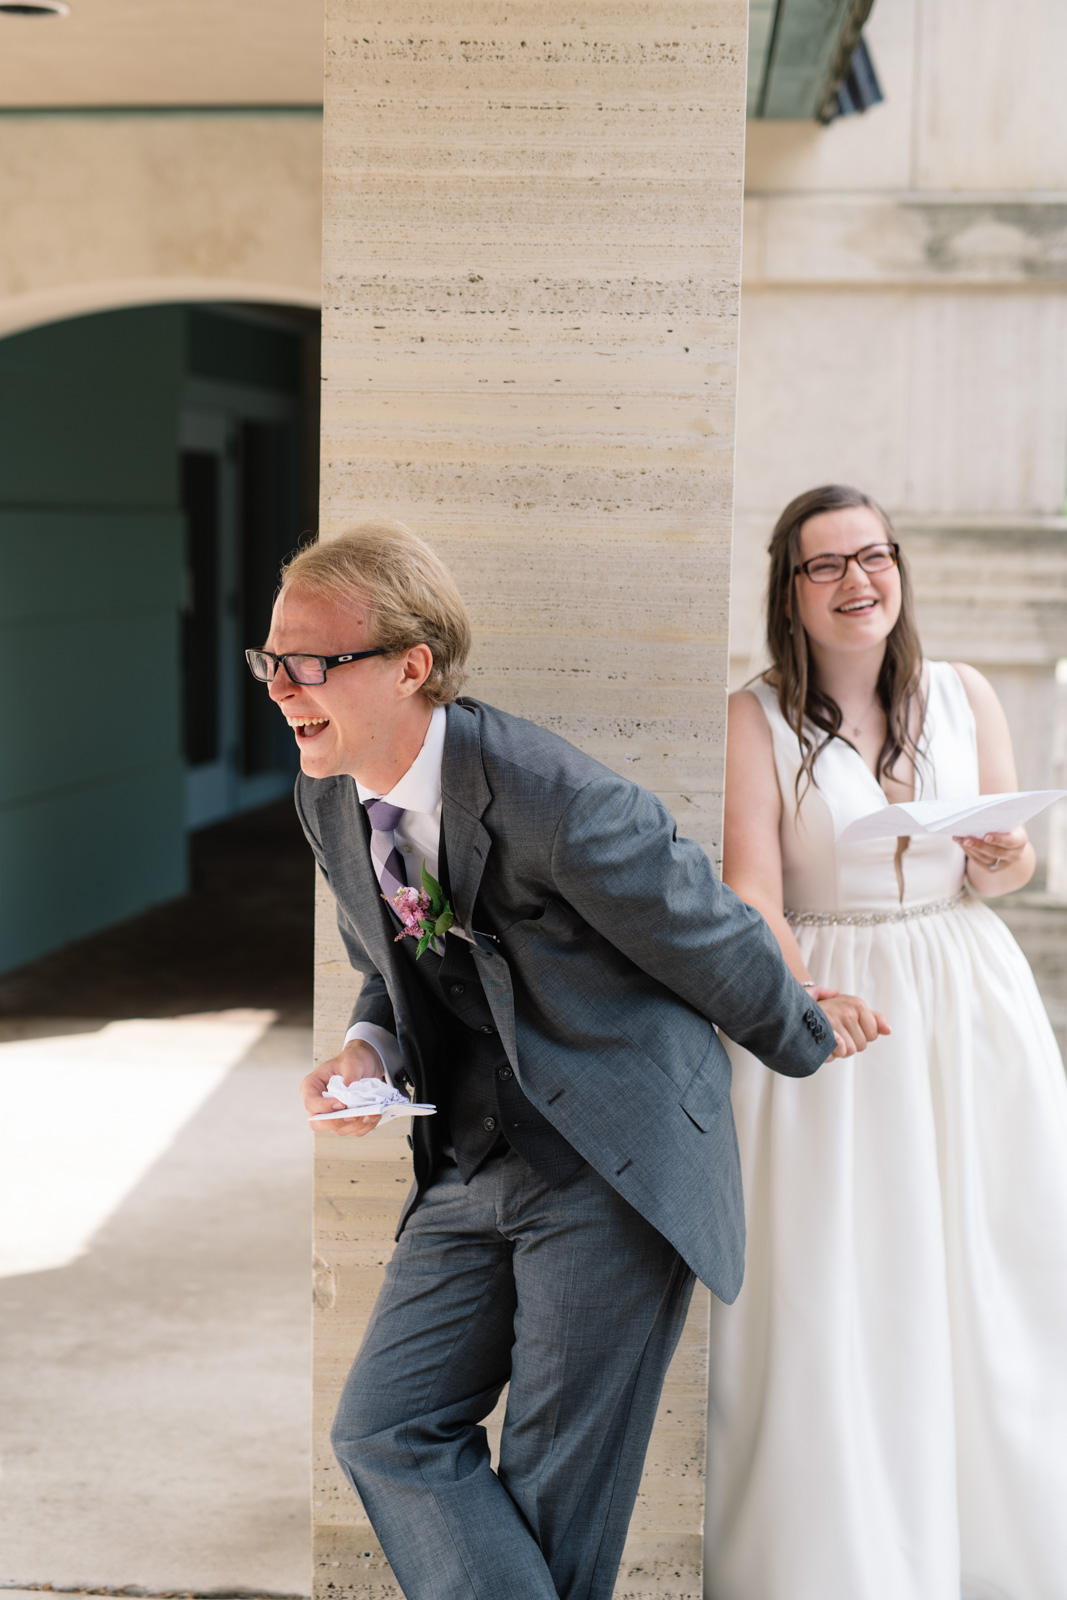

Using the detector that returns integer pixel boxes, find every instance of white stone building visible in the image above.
[734,0,1067,881]
[0,0,1064,976]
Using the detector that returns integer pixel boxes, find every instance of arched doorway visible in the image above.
[0,298,320,973]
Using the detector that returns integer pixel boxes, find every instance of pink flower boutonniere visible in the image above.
[388,862,455,959]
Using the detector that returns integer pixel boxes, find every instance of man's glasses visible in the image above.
[794,542,900,584]
[245,647,387,685]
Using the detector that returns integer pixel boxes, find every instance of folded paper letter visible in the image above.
[309,1074,436,1123]
[837,789,1067,844]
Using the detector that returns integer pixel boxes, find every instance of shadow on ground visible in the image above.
[0,1024,313,1595]
[0,802,314,1025]
[0,801,316,1594]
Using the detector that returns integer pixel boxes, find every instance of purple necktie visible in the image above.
[363,798,408,904]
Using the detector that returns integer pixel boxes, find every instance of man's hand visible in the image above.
[300,1037,387,1139]
[809,986,891,1060]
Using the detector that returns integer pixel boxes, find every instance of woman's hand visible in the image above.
[954,826,1028,876]
[949,666,1037,896]
[815,991,891,1058]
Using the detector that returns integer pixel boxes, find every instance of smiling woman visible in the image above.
[704,482,1067,1600]
[768,483,924,804]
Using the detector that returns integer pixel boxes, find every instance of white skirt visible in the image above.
[704,896,1067,1600]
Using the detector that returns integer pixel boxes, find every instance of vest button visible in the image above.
[483,1116,497,1132]
[480,1024,495,1035]
[497,1066,513,1080]
[450,983,466,996]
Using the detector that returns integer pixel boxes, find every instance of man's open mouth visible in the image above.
[286,716,331,740]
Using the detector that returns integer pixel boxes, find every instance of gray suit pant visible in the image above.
[331,1147,696,1600]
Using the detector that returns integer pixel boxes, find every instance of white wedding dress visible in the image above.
[704,661,1067,1600]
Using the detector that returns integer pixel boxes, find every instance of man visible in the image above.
[253,521,883,1600]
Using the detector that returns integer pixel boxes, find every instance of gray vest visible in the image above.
[392,851,584,1188]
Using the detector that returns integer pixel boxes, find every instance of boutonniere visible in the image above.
[387,861,455,959]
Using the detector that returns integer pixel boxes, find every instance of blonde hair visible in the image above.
[280,522,471,705]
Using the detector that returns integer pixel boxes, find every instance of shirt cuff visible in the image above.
[343,1022,404,1086]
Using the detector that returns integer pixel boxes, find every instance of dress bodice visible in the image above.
[750,661,977,914]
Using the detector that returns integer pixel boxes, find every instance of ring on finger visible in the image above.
[990,858,1002,870]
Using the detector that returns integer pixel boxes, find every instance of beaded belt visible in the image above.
[784,889,969,928]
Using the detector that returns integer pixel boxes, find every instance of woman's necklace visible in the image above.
[843,693,880,739]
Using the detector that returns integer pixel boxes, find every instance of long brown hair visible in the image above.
[764,484,924,801]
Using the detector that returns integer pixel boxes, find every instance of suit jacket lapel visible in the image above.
[324,781,438,1082]
[326,779,404,975]
[440,701,493,937]
[440,701,520,1072]
[328,703,519,1075]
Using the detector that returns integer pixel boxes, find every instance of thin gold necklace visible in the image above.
[845,693,880,739]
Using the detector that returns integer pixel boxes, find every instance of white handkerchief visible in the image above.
[309,1074,436,1123]
[836,789,1067,844]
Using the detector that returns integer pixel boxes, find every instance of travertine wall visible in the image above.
[313,4,748,1596]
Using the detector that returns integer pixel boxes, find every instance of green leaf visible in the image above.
[434,908,453,937]
[415,929,434,959]
[421,860,445,914]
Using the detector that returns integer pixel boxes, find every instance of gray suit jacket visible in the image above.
[295,696,830,1301]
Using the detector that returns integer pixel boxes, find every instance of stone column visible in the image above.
[1049,660,1067,898]
[312,5,748,1595]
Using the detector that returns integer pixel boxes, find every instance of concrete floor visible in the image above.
[0,813,1064,1598]
[0,1021,314,1597]
[0,805,315,1597]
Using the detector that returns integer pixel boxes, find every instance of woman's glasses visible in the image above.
[794,542,900,584]
[245,647,387,685]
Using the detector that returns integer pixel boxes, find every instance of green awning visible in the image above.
[748,0,876,121]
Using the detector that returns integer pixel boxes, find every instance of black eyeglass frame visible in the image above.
[793,541,900,584]
[245,646,388,685]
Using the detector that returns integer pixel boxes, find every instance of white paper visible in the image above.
[309,1074,436,1124]
[836,789,1067,844]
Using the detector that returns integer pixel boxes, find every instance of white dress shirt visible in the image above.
[343,703,447,1081]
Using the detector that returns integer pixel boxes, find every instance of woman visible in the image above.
[704,485,1067,1600]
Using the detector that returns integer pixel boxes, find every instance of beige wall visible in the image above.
[734,0,1067,867]
[744,0,1067,193]
[0,111,322,338]
[0,0,324,107]
[312,2,749,1595]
